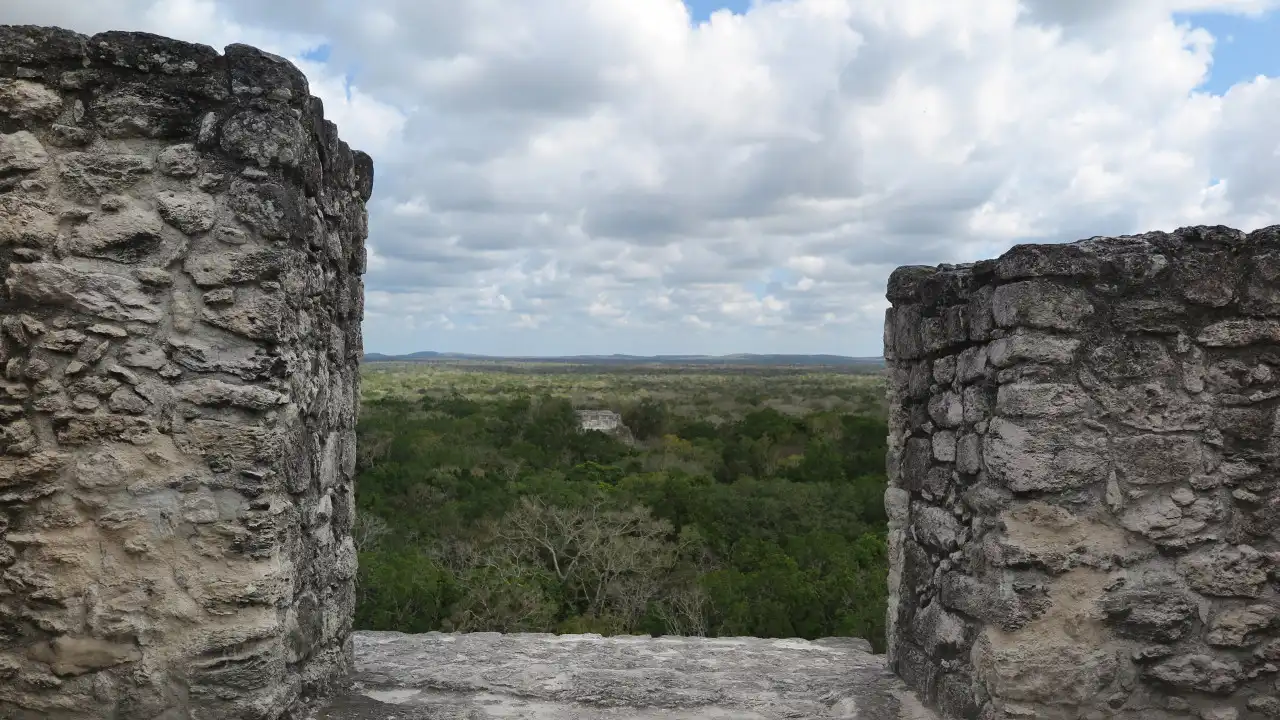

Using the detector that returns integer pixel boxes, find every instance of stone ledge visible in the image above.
[313,631,938,720]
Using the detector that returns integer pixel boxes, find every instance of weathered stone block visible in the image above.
[972,634,1118,706]
[1178,544,1269,598]
[995,383,1094,418]
[987,331,1080,368]
[991,280,1093,331]
[7,262,163,324]
[71,204,166,263]
[1098,578,1198,643]
[1113,434,1203,485]
[1205,604,1276,647]
[0,130,49,172]
[1198,318,1280,347]
[1144,654,1243,695]
[912,501,963,551]
[983,417,1108,492]
[156,190,217,234]
[56,151,153,200]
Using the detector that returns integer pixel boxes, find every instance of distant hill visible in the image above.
[361,351,884,368]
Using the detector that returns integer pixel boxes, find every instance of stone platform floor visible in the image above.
[313,631,937,720]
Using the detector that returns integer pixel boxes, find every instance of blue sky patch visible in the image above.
[684,0,753,24]
[1177,10,1280,95]
[745,267,798,299]
[301,43,331,63]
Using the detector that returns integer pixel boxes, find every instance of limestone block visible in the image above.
[1178,544,1269,598]
[1144,654,1243,695]
[71,204,166,263]
[155,190,217,234]
[56,150,153,200]
[0,130,49,172]
[991,280,1093,331]
[7,262,163,324]
[912,501,963,551]
[1206,604,1277,647]
[982,417,1108,493]
[0,78,63,120]
[987,332,1080,368]
[1098,577,1198,642]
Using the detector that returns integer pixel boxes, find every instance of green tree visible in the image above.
[624,398,670,441]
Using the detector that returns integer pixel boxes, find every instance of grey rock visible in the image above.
[57,150,153,199]
[1120,492,1218,549]
[220,109,310,168]
[118,340,168,369]
[1111,298,1191,333]
[1179,251,1238,307]
[938,572,1049,631]
[0,130,49,172]
[932,355,956,385]
[1144,654,1242,695]
[6,262,162,324]
[0,79,63,120]
[1206,604,1277,647]
[314,631,938,720]
[955,345,987,383]
[1113,435,1202,485]
[991,280,1093,331]
[36,329,86,353]
[1178,545,1269,598]
[982,417,1108,493]
[961,385,989,424]
[107,387,148,414]
[71,204,165,263]
[156,190,217,234]
[986,332,1080,368]
[174,378,286,411]
[1198,319,1280,347]
[156,142,200,177]
[1099,577,1198,643]
[931,430,956,462]
[228,178,297,239]
[201,288,287,340]
[956,433,981,474]
[927,391,963,428]
[994,383,1094,418]
[912,502,962,551]
[0,194,58,247]
[184,247,279,287]
[1086,336,1174,382]
[1241,251,1280,315]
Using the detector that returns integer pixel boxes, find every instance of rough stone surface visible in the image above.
[884,224,1280,719]
[313,631,939,720]
[0,25,371,720]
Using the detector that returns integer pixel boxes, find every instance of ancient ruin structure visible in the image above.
[0,25,369,719]
[884,225,1280,719]
[576,408,623,432]
[16,17,1280,720]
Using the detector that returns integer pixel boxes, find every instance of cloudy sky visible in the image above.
[8,1,1280,357]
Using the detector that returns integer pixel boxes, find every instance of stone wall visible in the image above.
[577,409,622,432]
[0,26,370,720]
[884,225,1280,719]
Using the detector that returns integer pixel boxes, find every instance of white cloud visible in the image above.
[12,0,1280,356]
